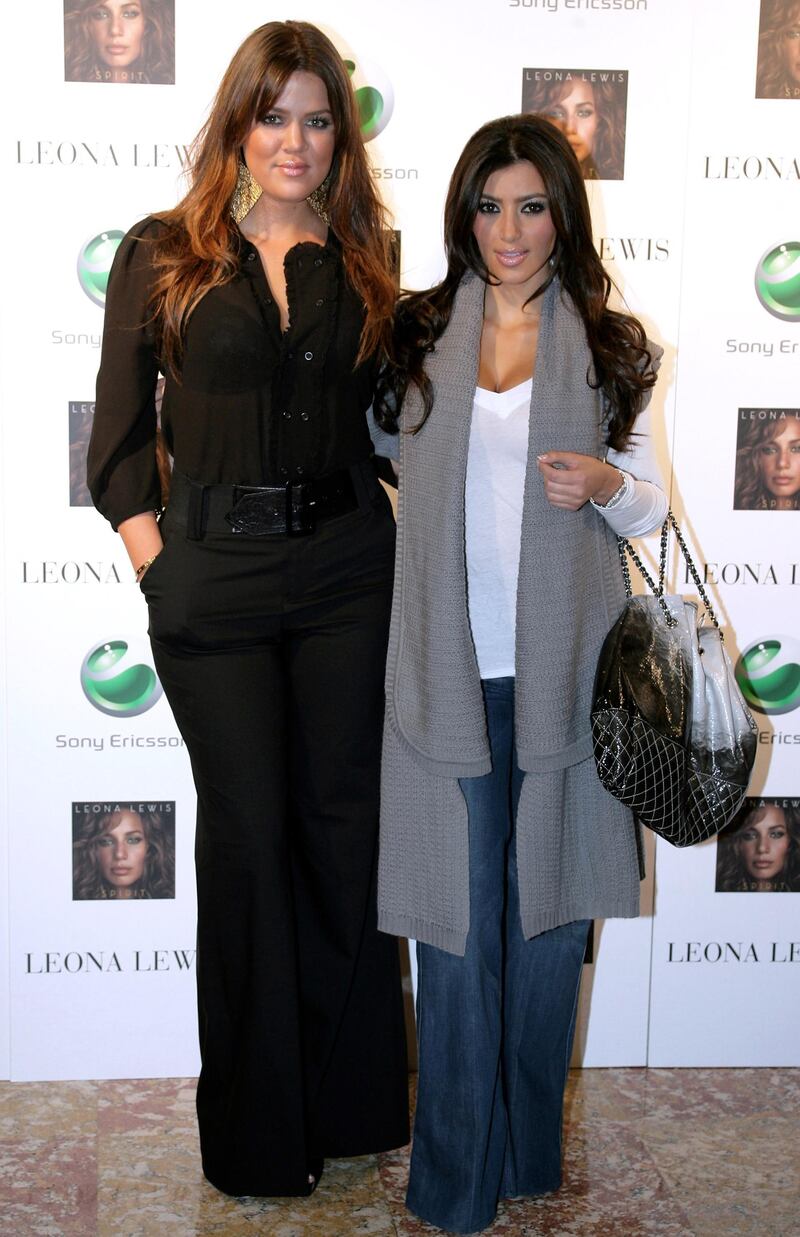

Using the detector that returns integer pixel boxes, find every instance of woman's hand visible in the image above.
[118,511,164,583]
[536,452,621,510]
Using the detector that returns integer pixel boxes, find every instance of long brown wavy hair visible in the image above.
[147,21,395,373]
[734,415,800,510]
[716,801,800,892]
[72,807,176,900]
[64,0,175,84]
[756,0,800,98]
[375,114,655,447]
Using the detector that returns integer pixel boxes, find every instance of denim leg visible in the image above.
[500,764,589,1198]
[407,678,589,1232]
[407,678,514,1235]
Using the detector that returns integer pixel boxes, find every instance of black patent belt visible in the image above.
[166,465,364,539]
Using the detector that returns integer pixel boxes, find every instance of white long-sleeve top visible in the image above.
[465,378,667,679]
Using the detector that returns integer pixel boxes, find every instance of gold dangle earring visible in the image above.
[230,157,262,224]
[306,172,332,225]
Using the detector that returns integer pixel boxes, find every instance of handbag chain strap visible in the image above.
[617,535,677,627]
[617,508,722,636]
[658,510,721,632]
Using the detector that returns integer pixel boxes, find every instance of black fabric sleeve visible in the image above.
[87,217,165,530]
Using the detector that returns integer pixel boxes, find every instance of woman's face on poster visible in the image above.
[757,422,800,501]
[738,806,790,882]
[88,2,146,69]
[779,21,800,86]
[96,810,147,890]
[543,82,598,166]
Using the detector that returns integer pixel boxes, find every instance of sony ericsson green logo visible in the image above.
[735,636,800,715]
[81,638,162,717]
[343,56,394,141]
[754,241,800,321]
[77,230,124,307]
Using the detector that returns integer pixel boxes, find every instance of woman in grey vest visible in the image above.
[371,114,667,1233]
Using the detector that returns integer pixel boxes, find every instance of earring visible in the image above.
[306,172,332,225]
[230,158,262,224]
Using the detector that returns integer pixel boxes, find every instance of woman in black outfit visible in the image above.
[87,20,408,1198]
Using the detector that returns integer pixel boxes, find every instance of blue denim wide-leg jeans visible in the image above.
[407,677,589,1234]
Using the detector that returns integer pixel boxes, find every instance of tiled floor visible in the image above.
[1,1069,797,1235]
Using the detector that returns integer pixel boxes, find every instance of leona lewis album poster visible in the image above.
[72,801,176,900]
[63,1,175,85]
[521,67,627,180]
[733,409,800,510]
[756,0,800,99]
[715,798,800,893]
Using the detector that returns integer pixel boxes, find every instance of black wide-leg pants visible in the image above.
[141,476,409,1197]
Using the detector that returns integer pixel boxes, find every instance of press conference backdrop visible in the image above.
[0,0,798,1080]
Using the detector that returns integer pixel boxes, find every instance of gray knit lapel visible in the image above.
[391,273,490,773]
[507,277,598,557]
[527,277,600,460]
[515,278,606,765]
[425,274,484,410]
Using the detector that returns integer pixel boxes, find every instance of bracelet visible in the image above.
[134,553,159,581]
[590,469,630,511]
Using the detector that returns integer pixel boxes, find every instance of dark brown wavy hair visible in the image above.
[72,807,175,900]
[376,114,655,446]
[64,0,175,84]
[716,801,800,892]
[146,21,394,373]
[734,415,800,510]
[756,0,800,98]
[523,74,626,181]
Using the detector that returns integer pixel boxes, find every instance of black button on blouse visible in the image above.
[88,216,378,530]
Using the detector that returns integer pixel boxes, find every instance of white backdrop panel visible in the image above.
[1,0,797,1079]
[647,0,800,1066]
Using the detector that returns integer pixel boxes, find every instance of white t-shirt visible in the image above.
[464,378,666,679]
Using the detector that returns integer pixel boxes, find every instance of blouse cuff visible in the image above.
[593,474,668,538]
[366,404,400,462]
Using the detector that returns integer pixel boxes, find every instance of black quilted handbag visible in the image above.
[591,512,758,846]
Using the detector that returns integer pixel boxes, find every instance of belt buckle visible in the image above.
[225,487,282,535]
[286,479,315,536]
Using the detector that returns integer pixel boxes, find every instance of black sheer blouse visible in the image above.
[88,217,379,530]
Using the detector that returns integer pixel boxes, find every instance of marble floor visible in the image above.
[1,1068,798,1236]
